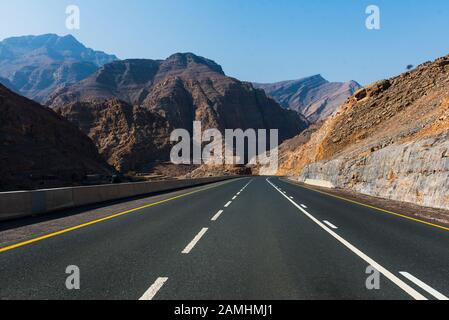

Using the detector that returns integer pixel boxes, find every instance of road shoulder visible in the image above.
[281,177,449,230]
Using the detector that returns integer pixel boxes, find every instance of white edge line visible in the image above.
[182,228,208,254]
[212,210,224,221]
[400,272,449,300]
[323,220,338,229]
[266,178,427,301]
[139,277,168,300]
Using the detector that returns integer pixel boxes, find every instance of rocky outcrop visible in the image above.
[55,99,172,172]
[0,34,117,102]
[254,75,361,122]
[300,132,449,209]
[52,53,309,172]
[0,84,112,191]
[279,54,449,210]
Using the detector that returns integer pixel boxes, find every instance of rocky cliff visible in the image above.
[0,34,117,102]
[0,84,112,191]
[51,53,309,172]
[254,75,361,122]
[279,55,449,210]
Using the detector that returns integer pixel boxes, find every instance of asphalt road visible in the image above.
[0,177,448,300]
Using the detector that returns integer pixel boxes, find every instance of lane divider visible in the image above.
[211,210,224,222]
[145,178,252,300]
[400,272,448,300]
[182,178,254,256]
[210,178,253,223]
[182,228,209,254]
[139,277,168,300]
[266,178,427,300]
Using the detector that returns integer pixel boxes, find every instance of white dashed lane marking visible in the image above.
[139,277,168,300]
[182,228,209,254]
[212,210,224,221]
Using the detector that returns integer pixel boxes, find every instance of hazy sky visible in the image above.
[1,0,448,85]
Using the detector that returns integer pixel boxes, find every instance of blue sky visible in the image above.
[1,0,448,85]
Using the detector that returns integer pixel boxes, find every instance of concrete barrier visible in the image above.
[0,191,33,220]
[304,179,335,189]
[0,176,238,222]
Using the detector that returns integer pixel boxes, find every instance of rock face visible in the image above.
[254,75,361,122]
[279,54,449,210]
[51,53,309,172]
[56,99,173,173]
[0,34,117,102]
[0,84,112,191]
[301,133,449,209]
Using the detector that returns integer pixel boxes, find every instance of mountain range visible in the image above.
[0,34,117,102]
[49,53,309,172]
[254,76,361,123]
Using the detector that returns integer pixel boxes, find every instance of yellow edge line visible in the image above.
[0,180,237,254]
[282,178,449,232]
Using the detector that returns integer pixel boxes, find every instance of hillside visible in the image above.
[278,54,449,210]
[0,84,112,191]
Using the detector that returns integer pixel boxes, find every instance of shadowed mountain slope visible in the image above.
[0,84,112,191]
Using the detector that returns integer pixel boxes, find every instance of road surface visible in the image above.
[0,177,448,300]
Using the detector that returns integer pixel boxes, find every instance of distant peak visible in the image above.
[165,52,225,75]
[347,80,362,86]
[310,74,326,80]
[0,33,118,67]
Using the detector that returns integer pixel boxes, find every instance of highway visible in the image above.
[0,177,448,300]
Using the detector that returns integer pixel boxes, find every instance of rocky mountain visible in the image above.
[278,54,449,210]
[50,53,309,172]
[0,34,117,102]
[254,75,361,122]
[0,84,112,191]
